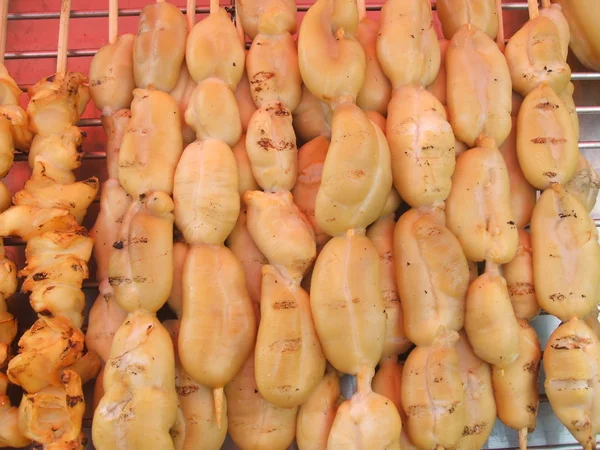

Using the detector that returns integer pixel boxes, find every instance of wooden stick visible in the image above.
[213,387,224,430]
[109,0,118,44]
[518,428,528,450]
[210,0,219,16]
[541,0,551,8]
[56,0,71,74]
[235,0,244,47]
[496,0,505,52]
[357,0,366,22]
[0,0,8,65]
[528,0,539,19]
[186,0,195,29]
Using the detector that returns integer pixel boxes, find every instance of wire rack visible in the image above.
[3,1,600,450]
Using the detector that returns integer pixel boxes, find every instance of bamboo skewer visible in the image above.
[187,0,195,29]
[109,0,118,44]
[358,0,366,22]
[518,427,528,450]
[528,0,539,18]
[541,0,551,8]
[210,0,219,16]
[0,0,8,65]
[496,0,505,52]
[235,0,244,46]
[56,0,71,74]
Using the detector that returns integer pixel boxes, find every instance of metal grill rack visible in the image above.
[3,1,600,449]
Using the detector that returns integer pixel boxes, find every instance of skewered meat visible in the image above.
[446,24,512,147]
[0,65,22,106]
[177,244,256,399]
[296,367,341,450]
[236,0,297,40]
[26,126,83,184]
[530,183,600,321]
[493,320,541,444]
[560,82,579,139]
[327,367,402,449]
[292,136,330,249]
[89,34,135,115]
[377,0,440,89]
[255,265,325,407]
[0,104,33,151]
[505,15,570,96]
[565,154,600,213]
[93,312,178,450]
[465,262,520,367]
[386,84,455,207]
[169,64,197,147]
[499,117,536,228]
[315,102,392,236]
[109,192,175,314]
[356,17,391,115]
[446,138,518,264]
[119,89,183,198]
[544,318,600,450]
[226,349,298,450]
[174,139,240,245]
[166,239,187,318]
[0,239,16,367]
[394,205,469,346]
[165,320,227,450]
[503,229,540,321]
[292,85,332,144]
[133,2,187,92]
[402,328,466,449]
[235,70,258,134]
[310,232,385,375]
[541,3,570,61]
[517,82,579,190]
[232,136,261,195]
[552,0,600,71]
[367,215,411,357]
[101,110,131,181]
[0,374,30,448]
[297,0,365,104]
[455,331,496,449]
[436,0,498,40]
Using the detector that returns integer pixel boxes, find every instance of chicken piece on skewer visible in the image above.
[503,229,540,321]
[0,64,20,106]
[327,367,402,449]
[119,89,183,198]
[505,1,570,97]
[226,348,298,450]
[292,85,332,145]
[235,72,258,134]
[164,320,227,450]
[560,82,580,139]
[0,239,17,367]
[89,34,135,115]
[169,63,197,147]
[93,312,179,450]
[109,192,175,314]
[133,1,187,92]
[446,138,518,264]
[372,358,419,450]
[292,136,330,250]
[255,265,325,408]
[493,319,541,450]
[517,83,579,191]
[454,331,496,450]
[584,309,600,341]
[377,0,440,90]
[367,215,411,358]
[386,84,455,207]
[311,231,385,376]
[544,318,600,450]
[465,262,520,367]
[540,2,570,61]
[356,16,391,116]
[552,0,600,71]
[402,328,467,450]
[446,24,512,148]
[436,0,498,40]
[565,154,600,213]
[315,102,392,236]
[296,366,341,450]
[236,0,297,40]
[394,205,469,347]
[499,117,536,228]
[530,184,600,322]
[0,373,30,448]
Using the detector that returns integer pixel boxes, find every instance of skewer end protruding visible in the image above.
[210,0,219,16]
[235,0,245,47]
[213,387,224,430]
[518,428,528,450]
[56,0,72,74]
[0,0,8,65]
[527,0,540,19]
[541,0,551,9]
[496,0,505,52]
[186,0,196,29]
[108,0,118,44]
[357,0,366,22]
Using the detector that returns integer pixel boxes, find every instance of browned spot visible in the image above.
[448,401,460,414]
[177,385,199,396]
[351,169,365,178]
[527,404,538,414]
[130,237,149,245]
[109,276,132,286]
[530,137,567,145]
[549,292,566,302]
[406,404,427,416]
[250,71,275,84]
[463,422,487,436]
[270,338,301,352]
[523,361,539,373]
[508,282,535,296]
[273,300,297,309]
[277,385,293,392]
[536,101,559,110]
[551,334,592,350]
[133,276,148,283]
[32,272,48,281]
[113,241,124,249]
[66,395,83,407]
[352,298,360,304]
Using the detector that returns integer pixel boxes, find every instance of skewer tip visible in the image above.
[518,428,528,450]
[213,387,224,430]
